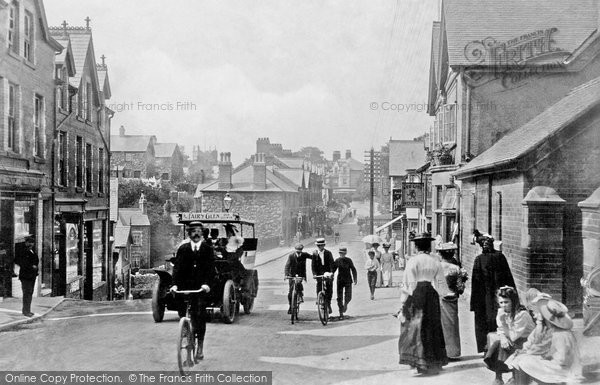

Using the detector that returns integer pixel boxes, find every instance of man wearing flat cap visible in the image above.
[170,221,216,361]
[284,243,310,314]
[331,246,357,319]
[311,238,335,314]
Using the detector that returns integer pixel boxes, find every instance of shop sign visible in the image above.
[402,183,423,208]
[392,189,402,216]
[179,212,236,221]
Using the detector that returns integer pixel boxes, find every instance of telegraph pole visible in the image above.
[370,147,374,234]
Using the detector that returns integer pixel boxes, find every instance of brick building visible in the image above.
[426,0,600,310]
[49,18,113,300]
[0,0,62,298]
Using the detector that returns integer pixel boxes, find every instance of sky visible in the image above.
[45,0,438,165]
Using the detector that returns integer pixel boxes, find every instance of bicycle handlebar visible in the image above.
[285,276,304,282]
[313,275,333,279]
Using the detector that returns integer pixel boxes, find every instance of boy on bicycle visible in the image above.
[311,238,335,314]
[170,221,216,361]
[284,243,310,314]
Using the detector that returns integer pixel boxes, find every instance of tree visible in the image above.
[295,146,325,162]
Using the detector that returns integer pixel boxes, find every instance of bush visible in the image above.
[131,272,158,299]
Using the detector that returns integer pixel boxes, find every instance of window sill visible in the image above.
[6,49,20,61]
[85,192,93,197]
[0,150,26,159]
[97,193,105,198]
[57,187,69,192]
[58,108,69,115]
[23,59,36,70]
[33,156,46,164]
[76,116,85,123]
[75,187,84,193]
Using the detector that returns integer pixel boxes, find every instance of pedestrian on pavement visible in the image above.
[373,243,384,287]
[284,243,311,314]
[483,286,535,385]
[398,232,448,375]
[380,242,394,287]
[311,238,335,314]
[14,235,38,317]
[364,250,380,300]
[332,245,357,319]
[436,242,468,359]
[170,221,216,361]
[471,231,516,353]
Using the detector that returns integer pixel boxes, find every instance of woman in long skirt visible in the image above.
[380,242,394,287]
[435,242,466,359]
[398,232,448,374]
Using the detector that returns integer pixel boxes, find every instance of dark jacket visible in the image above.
[284,251,310,279]
[15,245,39,281]
[311,249,335,277]
[172,241,216,290]
[470,250,515,313]
[332,256,357,284]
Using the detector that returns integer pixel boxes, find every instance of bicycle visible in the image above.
[313,275,333,325]
[172,288,205,375]
[285,275,304,324]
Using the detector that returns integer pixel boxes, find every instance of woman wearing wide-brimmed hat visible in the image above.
[397,232,448,375]
[380,242,394,287]
[509,299,583,384]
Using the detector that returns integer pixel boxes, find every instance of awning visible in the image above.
[375,215,405,233]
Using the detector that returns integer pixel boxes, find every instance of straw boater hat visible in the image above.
[338,246,347,254]
[539,299,573,330]
[315,238,326,246]
[435,242,458,251]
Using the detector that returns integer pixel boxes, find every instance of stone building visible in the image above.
[154,143,183,182]
[195,152,302,249]
[0,0,62,298]
[49,18,113,300]
[426,0,600,310]
[110,125,156,179]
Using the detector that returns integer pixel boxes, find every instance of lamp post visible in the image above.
[223,192,233,212]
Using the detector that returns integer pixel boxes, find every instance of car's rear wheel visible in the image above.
[151,279,165,322]
[222,279,237,324]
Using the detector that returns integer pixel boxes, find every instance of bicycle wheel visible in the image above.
[291,284,297,324]
[317,292,328,326]
[177,318,195,375]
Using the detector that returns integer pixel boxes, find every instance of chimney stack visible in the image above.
[333,151,341,162]
[346,150,351,159]
[253,153,267,190]
[119,125,125,136]
[139,193,147,215]
[218,152,232,190]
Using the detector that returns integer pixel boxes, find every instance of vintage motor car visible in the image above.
[151,212,259,324]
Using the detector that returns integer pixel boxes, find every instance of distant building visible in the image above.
[154,143,183,182]
[110,125,156,179]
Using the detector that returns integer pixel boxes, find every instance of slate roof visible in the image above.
[388,140,427,176]
[197,164,298,194]
[113,224,131,248]
[118,208,151,226]
[276,157,305,169]
[154,143,178,158]
[110,135,155,152]
[97,64,111,99]
[443,0,598,67]
[455,76,600,177]
[65,31,91,87]
[273,168,305,188]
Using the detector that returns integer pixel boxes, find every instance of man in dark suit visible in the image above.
[170,221,216,361]
[15,235,38,317]
[311,238,335,314]
[332,246,357,319]
[284,243,310,314]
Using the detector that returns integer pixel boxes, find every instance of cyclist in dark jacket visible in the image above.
[171,221,216,361]
[332,246,357,319]
[284,243,310,314]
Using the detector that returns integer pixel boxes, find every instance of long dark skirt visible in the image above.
[398,281,448,371]
[440,296,461,358]
[484,334,527,373]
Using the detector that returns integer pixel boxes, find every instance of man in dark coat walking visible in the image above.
[15,236,38,317]
[311,238,335,314]
[470,233,516,352]
[171,221,216,361]
[332,246,357,319]
[284,243,310,314]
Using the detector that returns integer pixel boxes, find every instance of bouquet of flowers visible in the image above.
[446,267,469,296]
